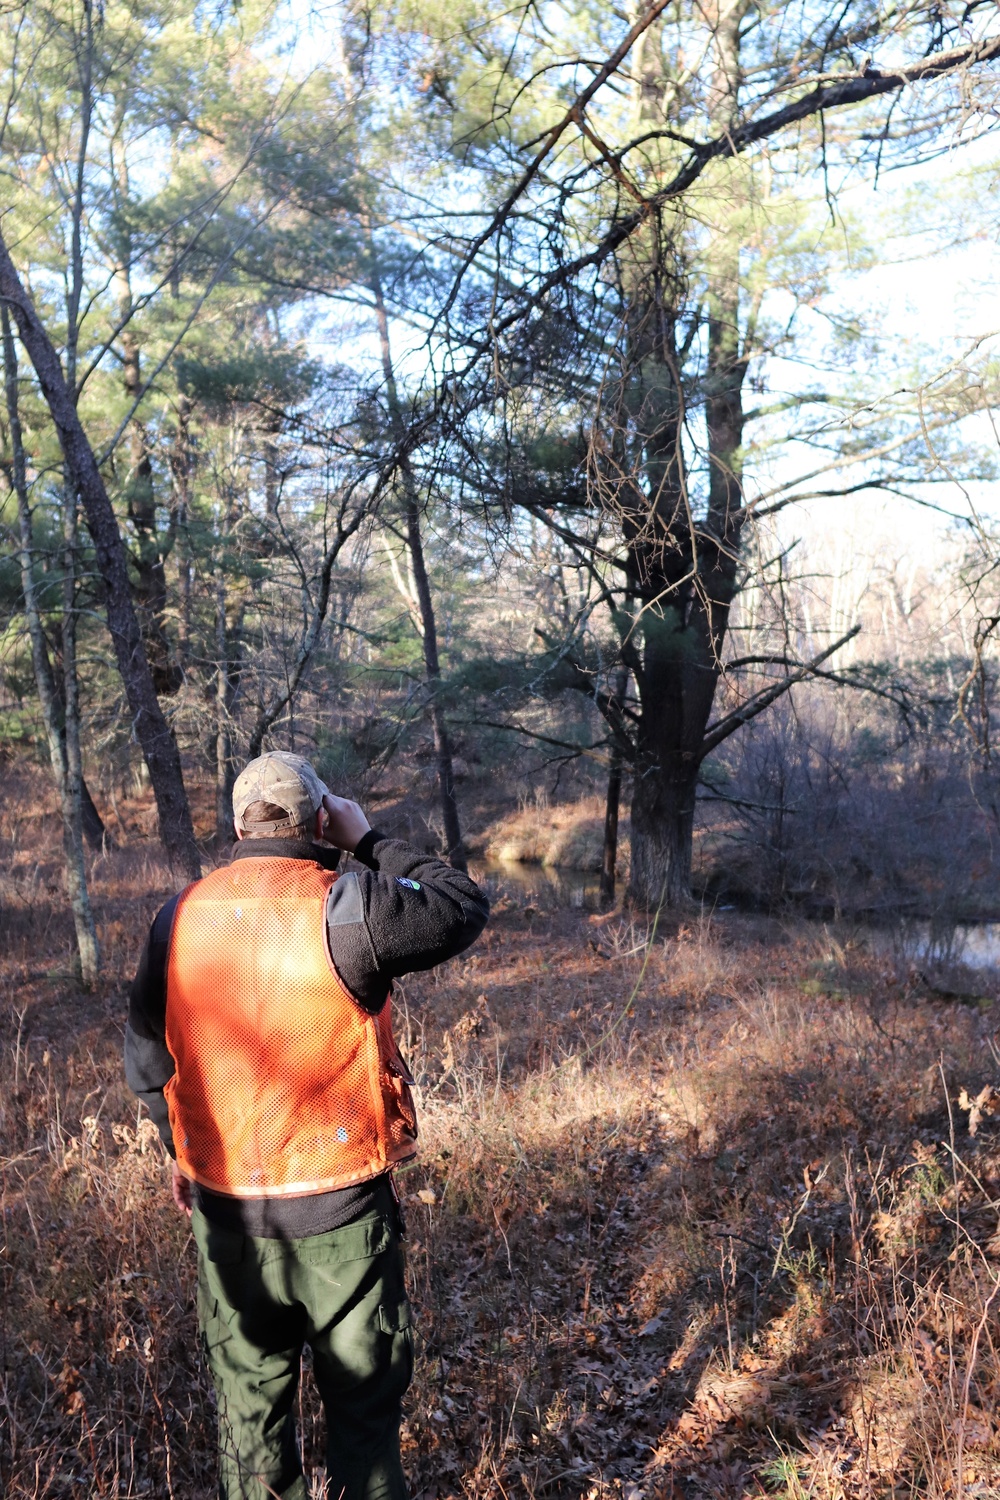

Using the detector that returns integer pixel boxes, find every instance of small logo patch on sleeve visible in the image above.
[396,877,421,891]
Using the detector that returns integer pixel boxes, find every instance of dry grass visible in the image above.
[483,794,631,872]
[5,760,1000,1497]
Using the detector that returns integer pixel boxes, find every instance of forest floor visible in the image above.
[5,763,1000,1497]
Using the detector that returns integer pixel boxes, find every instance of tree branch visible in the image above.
[700,623,862,759]
[438,0,671,322]
[465,33,1000,343]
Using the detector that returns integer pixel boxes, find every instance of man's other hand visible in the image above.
[320,793,371,853]
[171,1160,193,1217]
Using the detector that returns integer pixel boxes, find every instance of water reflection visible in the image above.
[885,921,1000,972]
[472,861,1000,972]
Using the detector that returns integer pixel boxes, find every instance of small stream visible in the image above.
[473,860,1000,972]
[875,920,1000,972]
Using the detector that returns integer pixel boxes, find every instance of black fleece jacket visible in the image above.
[125,830,488,1237]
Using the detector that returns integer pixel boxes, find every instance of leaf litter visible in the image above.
[7,858,1000,1497]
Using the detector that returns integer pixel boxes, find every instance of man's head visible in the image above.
[232,752,330,841]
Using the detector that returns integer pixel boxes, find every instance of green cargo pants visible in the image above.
[193,1183,412,1500]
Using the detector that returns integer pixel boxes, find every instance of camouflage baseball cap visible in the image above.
[232,752,330,834]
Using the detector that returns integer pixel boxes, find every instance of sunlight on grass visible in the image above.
[5,784,1000,1497]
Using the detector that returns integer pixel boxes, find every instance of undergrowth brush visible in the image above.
[4,790,1000,1496]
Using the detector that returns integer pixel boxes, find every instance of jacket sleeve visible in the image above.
[325,831,489,1011]
[124,894,181,1155]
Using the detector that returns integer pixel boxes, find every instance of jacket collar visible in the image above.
[230,838,341,871]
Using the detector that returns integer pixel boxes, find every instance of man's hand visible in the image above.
[320,793,371,853]
[171,1160,193,1217]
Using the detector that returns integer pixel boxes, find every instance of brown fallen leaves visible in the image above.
[8,815,1000,1498]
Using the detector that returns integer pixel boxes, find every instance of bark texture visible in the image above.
[629,769,697,911]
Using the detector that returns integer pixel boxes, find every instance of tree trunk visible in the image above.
[366,221,467,869]
[113,108,179,695]
[599,667,629,908]
[4,313,112,855]
[618,259,698,908]
[121,322,179,693]
[2,307,100,985]
[704,1,747,561]
[81,779,112,850]
[60,484,101,983]
[616,2,749,910]
[215,575,236,843]
[168,392,194,671]
[600,756,624,909]
[628,766,698,910]
[0,230,201,880]
[403,501,467,870]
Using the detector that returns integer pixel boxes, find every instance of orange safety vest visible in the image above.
[164,857,418,1197]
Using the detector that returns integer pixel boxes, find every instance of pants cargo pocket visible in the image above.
[377,1302,411,1336]
[378,1301,414,1392]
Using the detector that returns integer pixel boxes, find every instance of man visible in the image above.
[125,751,489,1500]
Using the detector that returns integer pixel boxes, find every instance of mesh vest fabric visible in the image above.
[164,858,418,1197]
